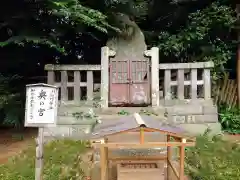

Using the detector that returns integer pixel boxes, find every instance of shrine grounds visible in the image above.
[0,128,240,180]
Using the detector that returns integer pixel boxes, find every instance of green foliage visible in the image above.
[0,0,62,50]
[1,0,237,66]
[103,0,150,21]
[0,37,65,53]
[158,1,237,80]
[49,0,117,33]
[0,74,24,127]
[0,0,117,51]
[219,104,240,134]
[185,134,240,180]
[72,109,98,120]
[117,109,130,115]
[139,109,158,116]
[0,140,88,180]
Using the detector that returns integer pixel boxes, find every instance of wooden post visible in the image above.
[100,140,108,180]
[167,135,172,180]
[35,127,44,180]
[105,138,110,180]
[140,127,144,144]
[179,138,186,180]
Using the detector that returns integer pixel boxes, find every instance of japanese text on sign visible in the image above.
[25,84,58,126]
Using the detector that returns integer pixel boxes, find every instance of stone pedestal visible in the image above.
[162,99,221,135]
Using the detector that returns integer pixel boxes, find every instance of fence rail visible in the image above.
[159,62,213,100]
[213,73,237,107]
[45,64,101,105]
[45,61,215,106]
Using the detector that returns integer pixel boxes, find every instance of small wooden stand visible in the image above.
[92,113,196,180]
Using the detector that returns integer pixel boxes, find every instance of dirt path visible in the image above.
[222,134,240,142]
[0,128,37,164]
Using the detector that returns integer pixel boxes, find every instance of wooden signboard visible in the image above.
[24,83,59,180]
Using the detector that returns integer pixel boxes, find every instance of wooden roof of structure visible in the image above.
[84,113,195,141]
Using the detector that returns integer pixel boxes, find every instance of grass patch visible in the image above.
[0,140,88,180]
[185,134,240,180]
[1,135,240,180]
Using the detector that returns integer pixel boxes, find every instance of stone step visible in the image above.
[57,104,217,117]
[159,99,214,106]
[57,113,167,125]
[165,104,218,116]
[42,119,221,142]
[58,106,166,116]
[176,122,221,135]
[43,125,90,139]
[167,114,218,124]
[57,115,98,125]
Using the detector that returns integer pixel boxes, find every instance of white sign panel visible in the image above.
[25,83,58,127]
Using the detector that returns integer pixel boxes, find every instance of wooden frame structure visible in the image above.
[91,113,196,180]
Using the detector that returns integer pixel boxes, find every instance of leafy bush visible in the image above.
[0,74,25,128]
[0,140,88,180]
[158,1,237,81]
[185,134,240,180]
[218,104,240,134]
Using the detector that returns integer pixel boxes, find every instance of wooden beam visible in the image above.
[168,159,180,179]
[167,135,172,179]
[91,126,195,142]
[179,139,186,180]
[108,155,167,161]
[137,126,196,141]
[95,141,195,148]
[140,127,144,144]
[100,141,108,180]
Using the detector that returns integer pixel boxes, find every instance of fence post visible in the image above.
[47,71,54,85]
[177,69,184,100]
[101,46,115,108]
[146,47,160,107]
[87,71,93,101]
[203,69,211,99]
[191,69,197,99]
[74,71,81,103]
[164,70,171,100]
[61,71,68,102]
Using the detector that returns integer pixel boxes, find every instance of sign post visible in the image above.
[24,83,58,180]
